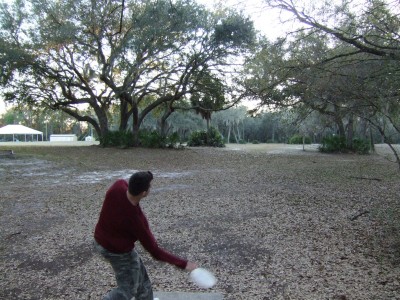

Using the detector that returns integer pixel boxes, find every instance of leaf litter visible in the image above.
[0,144,399,300]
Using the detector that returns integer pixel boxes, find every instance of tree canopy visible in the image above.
[241,0,400,166]
[0,0,256,145]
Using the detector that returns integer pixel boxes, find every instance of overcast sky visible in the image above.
[197,0,294,39]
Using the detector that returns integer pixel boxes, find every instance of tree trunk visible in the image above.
[232,126,239,143]
[369,124,375,152]
[119,100,129,131]
[347,115,354,148]
[89,104,109,141]
[271,124,275,142]
[236,123,241,142]
[131,106,140,146]
[360,118,368,140]
[335,117,346,137]
[242,120,245,142]
[160,109,173,138]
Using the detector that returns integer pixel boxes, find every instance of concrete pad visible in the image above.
[153,291,223,300]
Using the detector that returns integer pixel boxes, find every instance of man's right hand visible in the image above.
[185,261,198,272]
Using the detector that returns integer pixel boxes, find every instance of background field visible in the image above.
[1,144,399,299]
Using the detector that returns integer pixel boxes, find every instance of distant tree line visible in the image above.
[2,104,395,146]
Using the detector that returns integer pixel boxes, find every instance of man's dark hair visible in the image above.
[128,171,153,196]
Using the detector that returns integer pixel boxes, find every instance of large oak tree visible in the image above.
[0,0,255,145]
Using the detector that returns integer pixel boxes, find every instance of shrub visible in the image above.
[99,130,134,148]
[288,134,311,144]
[319,135,371,154]
[352,138,371,154]
[138,130,184,148]
[187,130,206,146]
[100,130,182,149]
[319,135,347,153]
[139,130,165,148]
[188,127,225,147]
[166,132,181,148]
[252,140,260,144]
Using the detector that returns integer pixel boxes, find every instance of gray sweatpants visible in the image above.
[94,241,153,300]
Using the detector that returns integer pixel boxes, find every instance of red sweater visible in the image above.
[94,179,187,269]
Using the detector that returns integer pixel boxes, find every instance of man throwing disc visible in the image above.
[94,171,197,300]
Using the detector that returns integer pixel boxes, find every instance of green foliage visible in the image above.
[214,13,255,49]
[139,130,166,148]
[166,132,181,147]
[319,135,370,154]
[188,127,225,147]
[139,130,182,148]
[288,134,311,144]
[319,135,347,153]
[190,72,226,121]
[2,109,22,124]
[207,127,225,147]
[99,130,134,148]
[352,138,371,154]
[100,130,182,149]
[252,140,260,144]
[187,130,207,146]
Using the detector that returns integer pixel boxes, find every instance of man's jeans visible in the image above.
[94,241,153,300]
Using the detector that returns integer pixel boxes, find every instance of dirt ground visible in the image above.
[0,143,399,300]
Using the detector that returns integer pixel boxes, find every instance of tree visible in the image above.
[242,34,356,138]
[243,0,400,167]
[264,0,400,60]
[190,71,226,130]
[0,0,255,146]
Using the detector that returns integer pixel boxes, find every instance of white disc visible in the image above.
[189,268,217,289]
